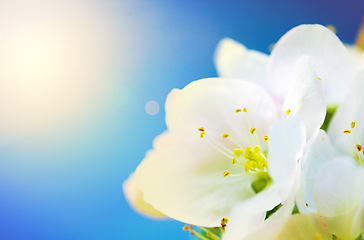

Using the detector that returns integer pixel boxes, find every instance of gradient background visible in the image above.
[0,0,363,239]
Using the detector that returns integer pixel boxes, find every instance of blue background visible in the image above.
[0,0,363,239]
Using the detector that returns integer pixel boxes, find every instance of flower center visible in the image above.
[198,107,271,193]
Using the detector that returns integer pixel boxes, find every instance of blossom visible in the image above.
[130,68,325,228]
[214,24,356,106]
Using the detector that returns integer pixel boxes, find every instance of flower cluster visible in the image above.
[124,24,364,240]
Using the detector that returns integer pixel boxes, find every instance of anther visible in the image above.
[232,158,237,165]
[198,127,204,132]
[183,225,190,231]
[223,171,230,177]
[286,109,291,116]
[200,132,205,138]
[235,109,241,113]
[222,133,229,139]
[343,129,351,134]
[356,144,362,152]
[306,203,309,207]
[263,135,269,141]
[250,127,256,134]
[243,107,247,112]
[233,148,243,157]
[318,77,322,81]
[221,217,229,228]
[351,122,356,129]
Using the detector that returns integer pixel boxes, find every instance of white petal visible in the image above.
[135,132,258,227]
[268,24,355,105]
[296,130,338,214]
[123,173,167,218]
[214,38,268,87]
[165,78,279,148]
[328,69,364,157]
[282,56,326,140]
[314,158,364,239]
[267,116,306,202]
[243,214,331,240]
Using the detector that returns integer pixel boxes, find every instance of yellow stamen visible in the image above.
[250,127,256,134]
[233,148,243,157]
[198,127,204,132]
[326,24,336,33]
[222,133,229,139]
[243,107,247,112]
[356,144,363,152]
[232,158,237,165]
[351,122,356,129]
[306,203,309,207]
[263,135,269,141]
[183,225,190,231]
[343,129,351,134]
[200,131,205,138]
[253,145,260,152]
[223,171,230,177]
[286,109,291,116]
[235,109,241,113]
[221,217,229,228]
[318,77,322,81]
[314,233,323,240]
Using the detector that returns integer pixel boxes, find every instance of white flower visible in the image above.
[215,24,356,106]
[132,71,325,228]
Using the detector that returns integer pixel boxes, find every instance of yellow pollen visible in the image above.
[356,144,363,152]
[318,77,322,81]
[243,107,247,112]
[351,122,356,128]
[254,145,261,152]
[326,24,336,33]
[198,127,204,132]
[263,135,269,141]
[221,217,229,228]
[244,160,258,172]
[343,129,351,134]
[232,158,237,165]
[222,133,229,139]
[314,233,323,240]
[306,203,309,207]
[234,148,243,157]
[223,171,230,177]
[286,109,291,116]
[250,127,256,134]
[183,225,190,231]
[200,131,205,138]
[235,109,241,113]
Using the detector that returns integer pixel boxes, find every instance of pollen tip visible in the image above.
[351,122,356,129]
[306,203,309,207]
[286,109,291,116]
[250,127,256,134]
[318,77,322,81]
[183,225,190,231]
[356,144,362,152]
[232,158,237,165]
[263,135,269,141]
[233,148,243,157]
[243,107,247,113]
[223,171,230,177]
[343,129,351,134]
[222,133,229,139]
[314,232,323,240]
[235,109,241,113]
[200,131,205,138]
[221,217,229,228]
[326,24,336,33]
[198,127,204,132]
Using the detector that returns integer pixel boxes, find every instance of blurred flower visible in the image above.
[215,24,356,107]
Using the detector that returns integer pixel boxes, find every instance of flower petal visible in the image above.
[165,78,279,148]
[296,130,338,214]
[328,69,364,157]
[123,173,167,218]
[282,56,326,140]
[267,116,306,202]
[214,38,268,87]
[268,24,355,105]
[314,158,364,239]
[135,132,258,227]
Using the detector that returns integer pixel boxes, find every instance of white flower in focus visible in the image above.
[215,24,356,106]
[133,72,325,227]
